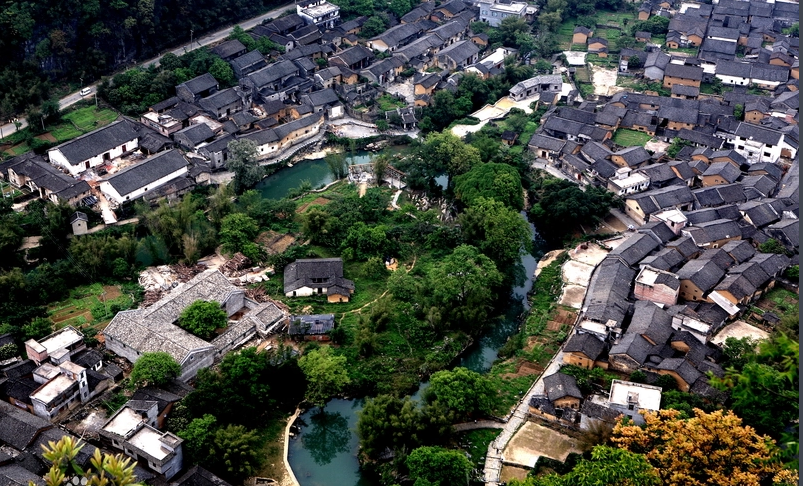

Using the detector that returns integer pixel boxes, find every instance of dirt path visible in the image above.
[338,255,417,324]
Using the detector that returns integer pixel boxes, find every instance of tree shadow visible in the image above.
[300,409,351,465]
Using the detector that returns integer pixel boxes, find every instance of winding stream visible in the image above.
[267,159,544,485]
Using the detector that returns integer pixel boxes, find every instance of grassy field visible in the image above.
[458,429,500,470]
[612,129,653,147]
[1,105,119,156]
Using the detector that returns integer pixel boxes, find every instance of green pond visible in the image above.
[255,152,378,200]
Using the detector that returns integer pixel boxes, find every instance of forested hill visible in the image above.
[0,0,282,119]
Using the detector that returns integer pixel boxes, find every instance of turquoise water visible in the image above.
[255,152,381,200]
[288,399,377,486]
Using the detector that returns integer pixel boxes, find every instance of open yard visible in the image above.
[2,105,118,156]
[612,128,653,147]
[504,422,582,467]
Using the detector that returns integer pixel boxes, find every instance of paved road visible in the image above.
[0,2,295,141]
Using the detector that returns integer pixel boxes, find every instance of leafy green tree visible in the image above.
[209,424,262,481]
[227,139,265,193]
[420,130,482,179]
[178,414,218,463]
[511,445,660,486]
[426,367,495,419]
[23,317,52,341]
[179,300,227,340]
[209,57,235,86]
[340,222,392,260]
[711,333,799,453]
[758,238,789,255]
[530,179,618,244]
[389,0,412,18]
[460,197,531,267]
[628,55,643,69]
[129,352,181,388]
[428,244,503,330]
[361,16,387,38]
[324,151,350,179]
[187,346,305,426]
[733,103,744,120]
[0,343,19,360]
[454,163,524,210]
[406,446,472,486]
[358,394,427,458]
[388,269,419,302]
[298,346,351,407]
[720,336,757,370]
[218,212,261,261]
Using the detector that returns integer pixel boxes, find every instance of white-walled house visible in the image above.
[99,149,189,205]
[47,119,140,176]
[717,122,797,163]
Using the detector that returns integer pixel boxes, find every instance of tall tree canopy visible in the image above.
[298,347,351,407]
[426,367,495,420]
[179,300,227,340]
[454,162,524,210]
[406,446,472,486]
[612,408,790,486]
[459,197,532,268]
[129,352,181,387]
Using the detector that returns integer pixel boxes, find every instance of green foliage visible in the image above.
[428,245,503,330]
[340,222,393,260]
[0,342,19,360]
[630,16,670,35]
[426,367,495,419]
[560,365,617,394]
[298,346,351,407]
[358,394,427,458]
[129,351,180,388]
[323,152,349,179]
[227,138,265,194]
[209,424,262,481]
[720,336,757,370]
[360,15,388,38]
[758,238,789,255]
[512,445,660,486]
[186,346,305,426]
[22,317,52,341]
[179,300,227,340]
[454,163,524,210]
[665,137,692,158]
[178,414,218,464]
[406,446,472,486]
[660,390,719,418]
[460,197,532,267]
[529,178,619,244]
[711,333,799,447]
[218,212,262,262]
[39,436,141,486]
[784,265,798,280]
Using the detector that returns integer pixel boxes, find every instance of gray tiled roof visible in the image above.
[178,73,218,96]
[639,247,684,271]
[698,248,736,271]
[105,149,188,198]
[653,357,702,387]
[720,239,756,264]
[174,465,233,486]
[198,88,242,112]
[628,301,673,346]
[609,233,660,267]
[564,333,605,361]
[0,400,52,449]
[0,465,45,486]
[284,258,354,295]
[666,235,699,259]
[703,161,741,184]
[583,257,635,326]
[50,119,136,165]
[665,63,704,81]
[544,372,583,401]
[289,314,335,335]
[610,332,654,366]
[684,218,742,245]
[104,270,241,363]
[210,39,246,59]
[676,258,725,292]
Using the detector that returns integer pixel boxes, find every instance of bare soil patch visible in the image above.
[36,133,57,142]
[500,465,530,483]
[51,309,92,324]
[500,360,543,380]
[504,422,582,467]
[295,197,331,213]
[257,231,297,255]
[102,285,122,300]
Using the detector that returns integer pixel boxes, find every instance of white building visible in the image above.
[30,361,89,420]
[101,401,184,479]
[478,0,531,27]
[296,0,340,29]
[716,122,796,164]
[607,168,650,196]
[509,74,563,101]
[47,119,140,176]
[99,149,189,206]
